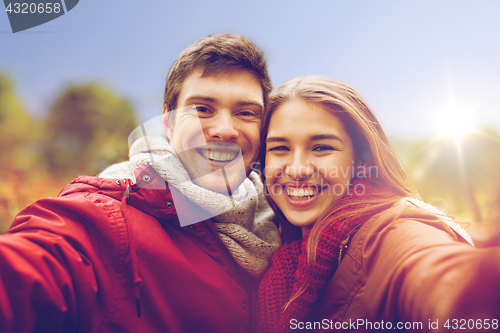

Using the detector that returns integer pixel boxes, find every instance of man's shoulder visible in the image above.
[50,160,135,205]
[98,160,134,180]
[9,173,129,229]
[9,175,131,240]
[58,174,128,202]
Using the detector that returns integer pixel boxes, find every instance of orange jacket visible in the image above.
[309,199,500,332]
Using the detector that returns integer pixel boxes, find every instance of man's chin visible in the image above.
[192,171,247,195]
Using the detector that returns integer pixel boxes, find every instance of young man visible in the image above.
[0,34,280,333]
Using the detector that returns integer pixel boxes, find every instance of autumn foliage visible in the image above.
[1,73,499,240]
[0,74,137,232]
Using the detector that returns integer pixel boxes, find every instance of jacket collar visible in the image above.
[128,164,205,224]
[60,164,204,226]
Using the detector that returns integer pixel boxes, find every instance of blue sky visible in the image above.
[1,0,499,141]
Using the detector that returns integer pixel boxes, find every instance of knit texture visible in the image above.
[256,178,396,332]
[99,136,281,278]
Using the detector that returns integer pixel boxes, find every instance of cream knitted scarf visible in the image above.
[99,136,281,278]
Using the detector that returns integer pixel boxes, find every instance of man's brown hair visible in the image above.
[164,33,272,112]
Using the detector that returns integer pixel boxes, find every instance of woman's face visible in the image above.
[265,99,357,234]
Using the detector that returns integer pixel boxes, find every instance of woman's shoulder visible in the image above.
[398,198,474,245]
[352,197,473,246]
[324,198,493,326]
[341,197,475,271]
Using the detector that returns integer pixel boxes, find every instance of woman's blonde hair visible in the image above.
[259,75,420,308]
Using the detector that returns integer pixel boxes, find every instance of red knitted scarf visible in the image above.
[257,178,396,333]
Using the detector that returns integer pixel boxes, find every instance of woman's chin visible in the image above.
[283,213,316,230]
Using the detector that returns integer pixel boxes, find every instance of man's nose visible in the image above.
[206,111,239,141]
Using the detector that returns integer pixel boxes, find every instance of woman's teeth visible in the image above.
[285,187,319,199]
[202,150,237,162]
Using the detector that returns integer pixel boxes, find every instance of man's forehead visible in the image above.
[188,67,260,85]
[179,69,264,105]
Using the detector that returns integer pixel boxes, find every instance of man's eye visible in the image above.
[312,145,335,152]
[196,106,211,114]
[239,111,255,117]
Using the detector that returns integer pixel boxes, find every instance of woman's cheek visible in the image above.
[265,162,283,197]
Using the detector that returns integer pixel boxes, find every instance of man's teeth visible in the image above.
[285,187,319,199]
[202,150,237,162]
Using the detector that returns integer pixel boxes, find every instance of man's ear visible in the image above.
[162,105,174,143]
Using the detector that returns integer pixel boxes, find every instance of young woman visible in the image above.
[256,76,500,332]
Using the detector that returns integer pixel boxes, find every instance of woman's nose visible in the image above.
[285,154,313,179]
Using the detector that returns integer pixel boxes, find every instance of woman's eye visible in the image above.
[313,145,335,152]
[268,146,289,152]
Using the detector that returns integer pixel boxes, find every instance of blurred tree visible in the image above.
[43,83,137,178]
[0,73,39,169]
[0,73,48,232]
[407,129,500,225]
[0,79,139,232]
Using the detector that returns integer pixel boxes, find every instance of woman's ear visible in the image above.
[352,152,369,180]
[352,158,362,180]
[359,150,371,164]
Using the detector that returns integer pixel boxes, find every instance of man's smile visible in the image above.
[197,149,239,162]
[195,142,241,163]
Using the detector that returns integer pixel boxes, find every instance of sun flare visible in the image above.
[434,107,475,141]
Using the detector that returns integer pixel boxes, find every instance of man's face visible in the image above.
[163,69,263,193]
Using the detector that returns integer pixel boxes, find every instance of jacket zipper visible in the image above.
[169,187,242,277]
[201,221,244,280]
[338,234,351,266]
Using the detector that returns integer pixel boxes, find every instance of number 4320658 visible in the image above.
[444,319,498,330]
[5,3,62,14]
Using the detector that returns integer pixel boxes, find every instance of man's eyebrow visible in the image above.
[184,95,216,103]
[236,101,264,109]
[185,95,263,109]
[311,134,344,143]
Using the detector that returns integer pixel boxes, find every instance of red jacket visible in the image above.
[0,164,255,333]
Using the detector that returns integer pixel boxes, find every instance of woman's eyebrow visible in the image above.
[311,134,344,143]
[266,137,288,143]
[266,134,344,143]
